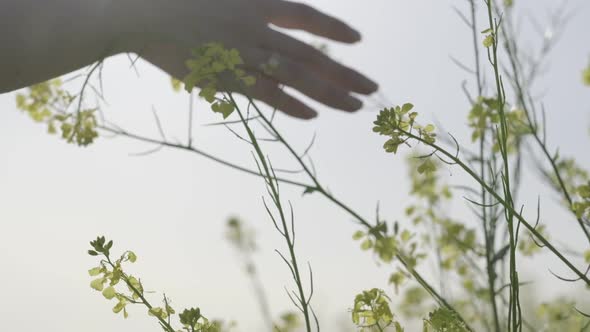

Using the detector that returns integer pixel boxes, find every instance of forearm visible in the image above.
[0,0,134,93]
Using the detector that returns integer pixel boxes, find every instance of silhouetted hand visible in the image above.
[130,0,378,119]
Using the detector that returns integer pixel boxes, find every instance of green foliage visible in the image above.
[351,288,402,331]
[171,77,184,92]
[273,312,300,332]
[373,103,437,154]
[423,308,469,332]
[482,33,495,49]
[467,97,530,153]
[573,182,590,220]
[535,299,588,331]
[353,223,426,293]
[88,236,223,332]
[51,2,588,331]
[399,286,430,318]
[518,224,548,256]
[179,308,223,332]
[183,43,256,119]
[225,217,256,252]
[551,158,589,196]
[16,79,99,146]
[583,63,590,86]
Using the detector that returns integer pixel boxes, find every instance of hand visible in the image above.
[122,0,378,119]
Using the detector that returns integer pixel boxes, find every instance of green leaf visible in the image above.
[127,251,137,263]
[302,187,317,196]
[352,230,365,240]
[401,103,414,113]
[90,278,106,291]
[417,159,436,174]
[241,76,257,87]
[360,239,373,250]
[88,267,102,276]
[211,101,235,119]
[113,300,127,314]
[102,286,116,300]
[584,65,590,86]
[483,34,495,48]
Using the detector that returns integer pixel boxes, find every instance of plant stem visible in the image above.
[499,17,590,245]
[468,1,501,330]
[242,95,474,332]
[402,129,590,285]
[105,256,176,332]
[230,93,313,332]
[484,1,521,329]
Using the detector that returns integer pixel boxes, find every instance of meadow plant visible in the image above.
[15,0,590,331]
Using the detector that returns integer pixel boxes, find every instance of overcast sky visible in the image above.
[1,1,589,331]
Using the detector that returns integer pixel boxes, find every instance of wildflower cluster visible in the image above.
[373,103,437,154]
[468,97,530,153]
[16,79,99,146]
[88,236,222,332]
[353,222,426,293]
[551,158,590,195]
[183,43,256,119]
[350,289,469,332]
[535,299,589,331]
[88,236,139,319]
[482,28,495,49]
[351,288,400,330]
[572,182,590,220]
[273,312,300,332]
[423,308,469,332]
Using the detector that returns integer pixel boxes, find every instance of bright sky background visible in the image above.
[1,0,589,331]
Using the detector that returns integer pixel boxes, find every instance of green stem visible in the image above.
[105,256,176,332]
[499,18,590,245]
[403,129,590,285]
[468,0,501,329]
[484,1,520,330]
[242,96,474,332]
[229,93,313,332]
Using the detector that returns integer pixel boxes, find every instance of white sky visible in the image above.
[1,0,589,331]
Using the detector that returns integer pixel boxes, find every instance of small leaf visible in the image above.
[302,187,317,196]
[102,286,116,300]
[352,231,365,240]
[127,251,137,263]
[360,239,373,250]
[401,103,414,113]
[90,278,106,291]
[88,267,102,276]
[483,34,494,48]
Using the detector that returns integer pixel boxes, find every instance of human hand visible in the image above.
[120,0,378,119]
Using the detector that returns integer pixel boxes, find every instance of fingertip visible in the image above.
[344,95,363,112]
[350,28,362,43]
[302,109,318,119]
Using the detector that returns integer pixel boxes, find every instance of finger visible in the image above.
[261,29,378,94]
[139,42,318,119]
[268,1,361,43]
[141,42,190,79]
[242,48,362,112]
[244,75,318,119]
